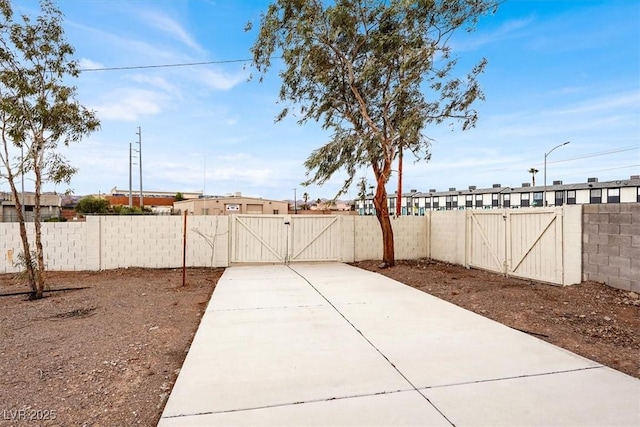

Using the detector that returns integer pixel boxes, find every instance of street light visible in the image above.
[293,188,297,214]
[544,141,570,206]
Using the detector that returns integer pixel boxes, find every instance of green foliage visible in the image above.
[111,205,153,215]
[175,192,185,201]
[0,0,100,298]
[75,196,109,214]
[250,0,498,265]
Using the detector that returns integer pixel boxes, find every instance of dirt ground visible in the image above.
[354,259,640,379]
[0,268,221,427]
[0,262,638,426]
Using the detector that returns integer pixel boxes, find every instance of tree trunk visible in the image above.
[9,185,37,294]
[3,160,37,295]
[33,161,46,299]
[373,179,394,267]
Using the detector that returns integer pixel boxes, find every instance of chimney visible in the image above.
[522,183,531,187]
[587,177,598,183]
[552,180,562,185]
[492,183,501,188]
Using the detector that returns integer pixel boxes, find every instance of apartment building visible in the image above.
[356,175,640,215]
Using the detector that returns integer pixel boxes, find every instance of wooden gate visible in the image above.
[230,215,340,264]
[467,208,564,284]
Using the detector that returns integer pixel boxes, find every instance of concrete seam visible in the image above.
[286,264,455,426]
[160,388,416,420]
[418,365,604,391]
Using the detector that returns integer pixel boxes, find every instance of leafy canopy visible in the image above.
[250,0,498,195]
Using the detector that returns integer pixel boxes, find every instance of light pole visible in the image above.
[293,188,297,214]
[544,141,570,206]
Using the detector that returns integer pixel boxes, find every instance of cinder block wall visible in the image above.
[353,215,428,261]
[430,210,466,265]
[582,203,640,292]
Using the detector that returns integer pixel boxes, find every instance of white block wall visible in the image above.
[430,210,466,265]
[0,216,229,273]
[353,216,428,261]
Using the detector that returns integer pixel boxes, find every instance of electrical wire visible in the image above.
[79,58,255,72]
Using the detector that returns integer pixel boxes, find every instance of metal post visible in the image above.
[543,141,570,207]
[137,126,143,208]
[293,188,297,214]
[128,143,133,208]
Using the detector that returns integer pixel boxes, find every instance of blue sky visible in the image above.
[5,0,640,200]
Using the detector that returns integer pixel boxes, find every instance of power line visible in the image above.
[563,164,640,177]
[546,145,639,165]
[79,58,255,72]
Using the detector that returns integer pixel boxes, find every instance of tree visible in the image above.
[0,0,100,299]
[250,0,497,266]
[75,196,109,214]
[175,192,185,201]
[528,168,539,186]
[301,191,310,209]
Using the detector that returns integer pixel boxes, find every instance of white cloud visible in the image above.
[92,89,167,122]
[78,58,104,70]
[140,10,202,52]
[129,74,182,98]
[195,67,246,91]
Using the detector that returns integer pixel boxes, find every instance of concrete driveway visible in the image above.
[158,263,640,426]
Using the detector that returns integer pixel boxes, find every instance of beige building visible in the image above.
[0,191,62,222]
[174,193,289,216]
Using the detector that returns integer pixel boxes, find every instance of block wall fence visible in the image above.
[1,205,638,291]
[582,204,640,292]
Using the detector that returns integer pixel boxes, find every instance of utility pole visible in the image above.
[136,126,143,208]
[128,143,133,208]
[396,144,403,217]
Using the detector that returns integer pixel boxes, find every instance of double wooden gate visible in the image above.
[230,215,341,264]
[467,208,564,284]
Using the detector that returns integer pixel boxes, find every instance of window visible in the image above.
[465,195,473,208]
[445,195,452,210]
[520,192,530,207]
[567,190,576,205]
[637,187,640,203]
[475,194,483,208]
[590,188,602,204]
[425,197,431,209]
[607,188,620,203]
[452,195,458,209]
[492,193,499,207]
[432,197,439,209]
[503,193,511,208]
[555,191,564,206]
[201,208,209,215]
[533,192,543,206]
[273,209,279,214]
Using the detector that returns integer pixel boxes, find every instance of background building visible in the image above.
[174,193,289,215]
[0,192,62,222]
[357,175,640,215]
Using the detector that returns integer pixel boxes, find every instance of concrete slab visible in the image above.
[161,305,410,418]
[423,367,640,426]
[160,390,450,426]
[208,277,326,311]
[160,263,640,426]
[333,295,599,387]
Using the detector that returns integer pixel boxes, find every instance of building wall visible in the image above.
[174,198,289,216]
[582,203,639,292]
